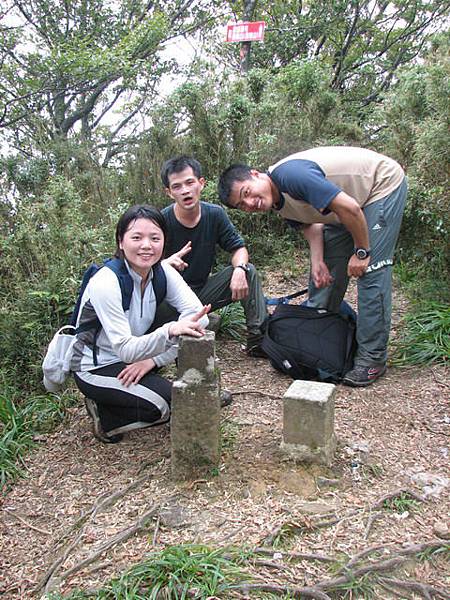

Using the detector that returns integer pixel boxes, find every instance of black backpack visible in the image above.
[261,303,357,382]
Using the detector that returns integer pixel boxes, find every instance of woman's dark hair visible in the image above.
[115,204,167,260]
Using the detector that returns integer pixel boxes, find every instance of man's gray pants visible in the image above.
[153,264,267,337]
[308,178,408,368]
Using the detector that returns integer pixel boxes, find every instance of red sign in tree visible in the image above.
[226,21,265,43]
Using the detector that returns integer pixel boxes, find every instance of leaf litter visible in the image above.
[0,265,448,599]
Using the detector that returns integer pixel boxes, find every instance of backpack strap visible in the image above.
[69,264,102,326]
[104,258,134,312]
[152,262,167,306]
[104,258,167,309]
[74,259,168,366]
[70,259,132,367]
[265,288,308,306]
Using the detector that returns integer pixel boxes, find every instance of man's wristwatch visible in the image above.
[354,247,371,260]
[235,263,250,273]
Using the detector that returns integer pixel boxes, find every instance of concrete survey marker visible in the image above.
[281,379,337,466]
[171,331,220,480]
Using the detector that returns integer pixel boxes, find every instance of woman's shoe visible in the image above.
[84,398,123,443]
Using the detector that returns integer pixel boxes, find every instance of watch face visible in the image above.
[356,248,368,260]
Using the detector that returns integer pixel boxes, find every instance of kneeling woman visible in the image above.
[71,204,209,443]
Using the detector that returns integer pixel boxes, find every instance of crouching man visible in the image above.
[157,156,268,357]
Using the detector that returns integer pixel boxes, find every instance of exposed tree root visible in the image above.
[34,470,446,600]
[363,511,383,539]
[254,546,336,563]
[431,368,450,390]
[41,502,164,595]
[232,582,332,599]
[51,470,152,553]
[4,508,51,535]
[379,576,449,599]
[371,487,426,509]
[260,510,359,545]
[59,504,159,580]
[35,459,172,596]
[42,538,448,599]
[261,488,427,548]
[317,540,447,589]
[238,540,448,599]
[252,558,295,573]
[38,474,152,594]
[341,544,387,570]
[232,389,282,400]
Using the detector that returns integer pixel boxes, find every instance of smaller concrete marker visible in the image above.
[171,331,220,481]
[281,380,337,466]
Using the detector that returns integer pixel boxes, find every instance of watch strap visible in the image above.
[235,263,249,273]
[354,247,371,259]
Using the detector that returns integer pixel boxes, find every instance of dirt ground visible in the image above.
[0,269,449,599]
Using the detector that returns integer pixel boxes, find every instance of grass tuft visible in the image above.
[418,544,450,563]
[0,371,77,492]
[0,392,35,491]
[335,572,377,599]
[217,303,246,341]
[392,301,450,365]
[382,491,420,513]
[271,522,304,549]
[51,544,247,599]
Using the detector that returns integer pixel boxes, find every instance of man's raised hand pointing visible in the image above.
[164,241,192,272]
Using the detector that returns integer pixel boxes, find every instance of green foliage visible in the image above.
[392,301,450,366]
[0,174,118,388]
[209,0,449,120]
[382,492,420,513]
[0,156,51,196]
[217,303,246,342]
[271,522,303,549]
[220,419,241,453]
[0,168,121,486]
[376,35,450,277]
[0,1,216,163]
[50,544,246,599]
[418,544,450,564]
[0,386,34,492]
[335,572,376,599]
[142,57,362,183]
[0,371,76,492]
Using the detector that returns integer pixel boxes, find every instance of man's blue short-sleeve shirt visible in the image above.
[269,159,341,212]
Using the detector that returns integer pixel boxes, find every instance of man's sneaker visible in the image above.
[245,334,267,358]
[84,398,123,444]
[206,312,221,333]
[220,389,233,408]
[342,364,387,387]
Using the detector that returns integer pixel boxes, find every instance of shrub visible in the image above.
[0,175,119,388]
